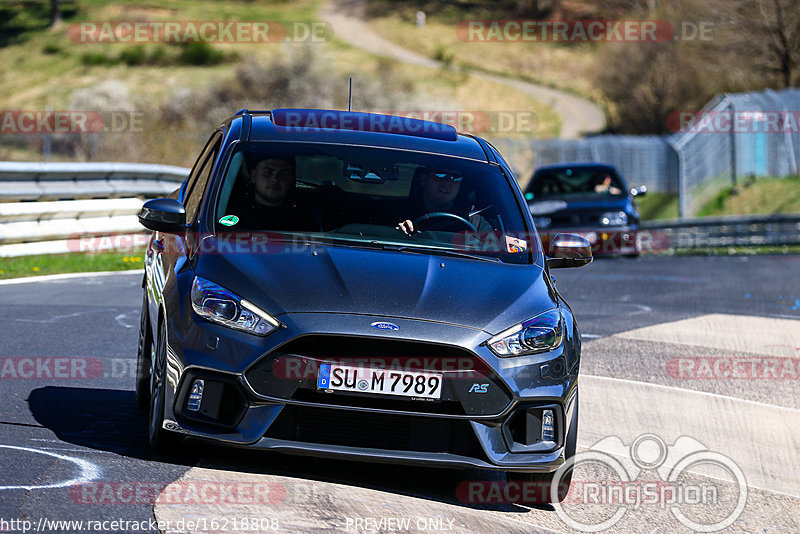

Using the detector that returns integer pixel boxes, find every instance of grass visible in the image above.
[670,245,800,256]
[0,252,143,280]
[637,192,679,221]
[697,176,800,217]
[0,0,320,111]
[364,14,605,105]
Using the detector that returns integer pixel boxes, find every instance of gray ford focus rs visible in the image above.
[136,109,592,502]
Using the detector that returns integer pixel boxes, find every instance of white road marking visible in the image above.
[15,310,105,323]
[0,444,100,490]
[614,313,800,357]
[114,311,138,329]
[0,270,142,286]
[580,374,800,498]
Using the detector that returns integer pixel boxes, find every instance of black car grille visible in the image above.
[265,405,487,459]
[244,335,512,416]
[549,213,602,226]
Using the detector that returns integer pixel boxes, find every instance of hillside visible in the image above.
[0,0,561,169]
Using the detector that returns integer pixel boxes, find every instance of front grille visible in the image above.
[265,405,486,459]
[549,213,602,226]
[245,335,512,416]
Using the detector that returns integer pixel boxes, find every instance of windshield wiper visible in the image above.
[294,236,502,263]
[375,243,501,263]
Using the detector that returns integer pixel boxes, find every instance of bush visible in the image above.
[80,52,118,66]
[177,42,225,66]
[42,42,61,55]
[119,46,147,66]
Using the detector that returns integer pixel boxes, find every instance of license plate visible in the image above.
[317,363,442,400]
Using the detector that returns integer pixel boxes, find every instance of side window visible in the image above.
[184,132,222,224]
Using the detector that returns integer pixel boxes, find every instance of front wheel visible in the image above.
[135,292,152,410]
[148,320,178,450]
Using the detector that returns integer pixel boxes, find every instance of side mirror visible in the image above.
[630,185,648,197]
[139,198,186,233]
[546,233,593,269]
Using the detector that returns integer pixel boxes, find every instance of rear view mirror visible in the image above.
[139,198,187,233]
[546,233,593,269]
[345,163,398,183]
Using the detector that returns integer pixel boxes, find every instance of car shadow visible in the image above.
[28,386,550,514]
[27,386,197,466]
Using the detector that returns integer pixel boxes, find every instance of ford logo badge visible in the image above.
[371,321,399,332]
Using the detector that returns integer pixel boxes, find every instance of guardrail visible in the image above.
[0,161,188,201]
[1,162,798,257]
[641,213,800,250]
[0,162,190,257]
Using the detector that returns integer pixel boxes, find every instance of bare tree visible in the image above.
[726,0,800,87]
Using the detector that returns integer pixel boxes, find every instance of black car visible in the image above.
[525,162,647,256]
[136,109,592,502]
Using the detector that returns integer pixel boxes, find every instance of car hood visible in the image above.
[194,241,554,334]
[529,196,630,215]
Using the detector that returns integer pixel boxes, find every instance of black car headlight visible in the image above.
[487,309,563,357]
[191,277,280,336]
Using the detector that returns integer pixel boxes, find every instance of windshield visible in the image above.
[212,142,536,264]
[526,167,626,199]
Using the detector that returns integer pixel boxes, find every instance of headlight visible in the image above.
[191,277,280,336]
[487,309,563,357]
[599,211,628,226]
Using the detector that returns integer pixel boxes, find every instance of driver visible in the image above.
[395,167,492,235]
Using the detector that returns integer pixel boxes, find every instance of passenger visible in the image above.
[235,156,319,231]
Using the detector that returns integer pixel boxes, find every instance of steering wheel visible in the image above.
[412,212,477,232]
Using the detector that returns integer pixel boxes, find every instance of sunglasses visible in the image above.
[430,171,463,183]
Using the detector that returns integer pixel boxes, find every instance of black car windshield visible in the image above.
[526,167,625,199]
[213,142,536,264]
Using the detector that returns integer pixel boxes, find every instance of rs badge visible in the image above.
[468,383,489,393]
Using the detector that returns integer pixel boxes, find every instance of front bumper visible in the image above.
[161,311,579,473]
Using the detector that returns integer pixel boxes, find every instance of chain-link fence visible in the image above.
[530,87,800,218]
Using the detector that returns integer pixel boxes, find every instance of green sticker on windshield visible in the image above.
[218,215,239,227]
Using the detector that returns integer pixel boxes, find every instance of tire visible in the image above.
[507,393,579,504]
[148,320,178,450]
[135,292,152,410]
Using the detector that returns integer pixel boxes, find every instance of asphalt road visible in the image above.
[0,255,798,533]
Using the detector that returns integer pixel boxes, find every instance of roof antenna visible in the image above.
[348,78,353,112]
